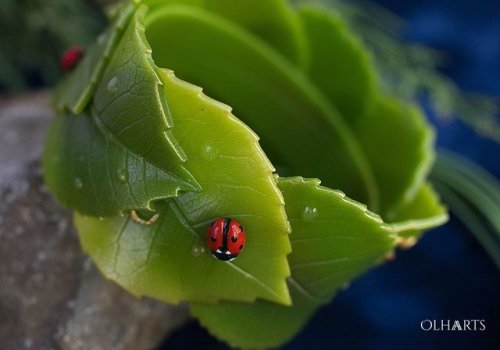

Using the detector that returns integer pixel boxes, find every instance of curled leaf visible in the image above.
[94,5,188,169]
[354,95,436,217]
[42,112,197,216]
[43,2,449,348]
[145,4,378,205]
[299,4,376,121]
[75,70,292,305]
[388,182,448,238]
[191,177,396,349]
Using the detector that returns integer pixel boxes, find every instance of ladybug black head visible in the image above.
[213,248,238,261]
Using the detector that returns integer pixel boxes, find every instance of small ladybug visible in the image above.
[60,46,84,71]
[207,217,246,261]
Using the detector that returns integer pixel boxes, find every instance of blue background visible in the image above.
[161,0,500,348]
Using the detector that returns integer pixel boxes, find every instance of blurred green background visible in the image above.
[0,0,111,93]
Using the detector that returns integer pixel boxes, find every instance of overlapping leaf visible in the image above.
[144,4,378,205]
[93,6,187,170]
[45,5,199,215]
[298,5,436,219]
[145,0,308,70]
[388,182,448,238]
[202,0,308,68]
[42,112,197,216]
[354,95,436,217]
[299,5,376,121]
[75,70,292,305]
[191,177,396,349]
[43,1,449,349]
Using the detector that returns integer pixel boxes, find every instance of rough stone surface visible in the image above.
[0,92,189,350]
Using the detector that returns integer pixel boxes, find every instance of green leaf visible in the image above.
[144,0,204,10]
[193,281,320,350]
[42,112,197,216]
[144,4,378,206]
[299,7,437,216]
[191,177,395,349]
[52,3,135,114]
[354,95,436,217]
[75,70,292,305]
[45,5,199,216]
[388,182,448,238]
[93,5,188,170]
[202,0,308,68]
[299,5,376,121]
[44,2,449,348]
[145,0,309,69]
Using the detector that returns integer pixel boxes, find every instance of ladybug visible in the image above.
[207,217,246,261]
[60,46,84,71]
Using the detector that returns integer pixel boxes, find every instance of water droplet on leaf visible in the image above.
[107,77,118,96]
[301,206,318,222]
[117,168,128,183]
[191,243,205,257]
[202,144,217,161]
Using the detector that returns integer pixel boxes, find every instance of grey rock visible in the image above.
[0,92,189,350]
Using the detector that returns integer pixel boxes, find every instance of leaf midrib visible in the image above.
[166,199,287,302]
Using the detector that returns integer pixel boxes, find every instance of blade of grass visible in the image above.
[431,151,500,269]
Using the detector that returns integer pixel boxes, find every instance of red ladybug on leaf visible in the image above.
[207,217,246,261]
[60,46,84,71]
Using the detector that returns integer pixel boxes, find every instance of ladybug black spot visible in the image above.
[239,225,243,232]
[239,245,244,250]
[231,236,237,242]
[211,236,217,242]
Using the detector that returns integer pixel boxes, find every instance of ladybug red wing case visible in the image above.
[226,219,246,255]
[207,217,246,261]
[207,217,225,253]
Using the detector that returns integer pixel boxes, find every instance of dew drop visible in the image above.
[191,244,205,257]
[201,144,217,161]
[74,178,83,189]
[301,206,318,222]
[117,168,128,183]
[107,77,118,96]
